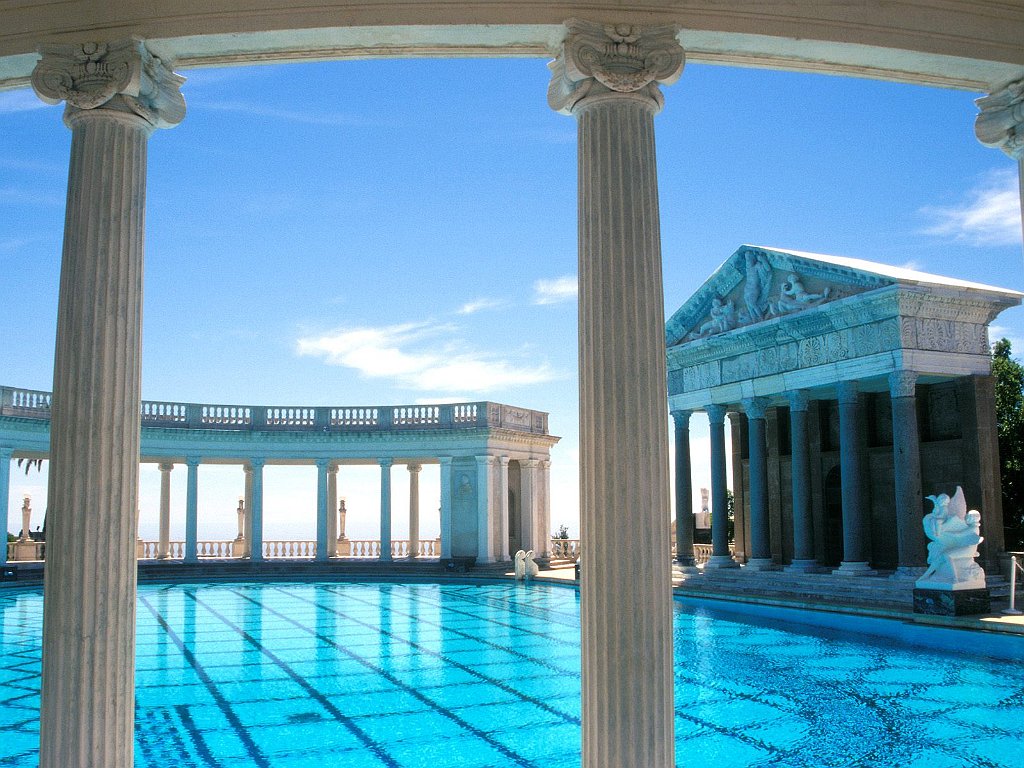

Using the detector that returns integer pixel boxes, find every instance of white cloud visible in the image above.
[457,297,507,315]
[534,275,578,305]
[0,91,51,114]
[296,320,556,393]
[920,169,1022,246]
[200,100,384,128]
[989,324,1024,356]
[898,259,923,272]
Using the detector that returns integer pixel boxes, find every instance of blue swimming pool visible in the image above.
[1,581,1022,767]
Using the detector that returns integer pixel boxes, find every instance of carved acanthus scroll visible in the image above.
[976,78,1024,160]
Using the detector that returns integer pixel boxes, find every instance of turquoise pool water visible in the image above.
[1,581,1022,767]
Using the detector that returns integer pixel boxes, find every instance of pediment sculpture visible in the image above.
[916,486,986,591]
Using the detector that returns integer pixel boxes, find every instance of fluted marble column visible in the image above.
[315,459,329,562]
[31,39,185,768]
[326,464,338,557]
[249,459,264,562]
[786,391,817,571]
[549,20,684,768]
[379,458,392,562]
[157,462,173,559]
[243,464,254,558]
[520,459,539,553]
[672,410,696,567]
[976,78,1024,246]
[539,458,552,559]
[705,404,738,569]
[496,457,509,562]
[439,456,453,559]
[408,463,421,558]
[743,398,774,570]
[476,455,495,564]
[0,447,12,565]
[890,371,928,576]
[835,382,873,575]
[184,457,199,563]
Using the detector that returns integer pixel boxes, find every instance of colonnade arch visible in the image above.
[1,6,1022,768]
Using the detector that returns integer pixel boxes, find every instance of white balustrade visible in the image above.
[551,538,581,561]
[7,540,45,561]
[346,539,381,558]
[265,407,316,428]
[451,404,478,424]
[392,406,439,426]
[330,407,378,428]
[140,400,187,425]
[132,538,445,561]
[201,405,251,427]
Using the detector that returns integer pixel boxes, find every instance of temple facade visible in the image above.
[668,245,1022,577]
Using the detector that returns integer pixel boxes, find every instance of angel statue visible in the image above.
[916,486,986,590]
[742,250,773,323]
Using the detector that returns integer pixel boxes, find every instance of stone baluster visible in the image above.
[743,398,774,570]
[408,463,421,558]
[549,20,684,768]
[889,371,928,577]
[158,462,173,559]
[705,405,738,569]
[786,390,817,571]
[975,78,1024,246]
[315,458,329,562]
[326,465,338,557]
[379,458,392,562]
[476,455,495,563]
[31,39,185,768]
[249,459,265,562]
[0,447,11,565]
[835,382,873,575]
[439,456,453,559]
[672,410,696,568]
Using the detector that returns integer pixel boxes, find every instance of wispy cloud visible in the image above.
[0,187,64,207]
[898,259,923,272]
[0,91,51,114]
[533,275,578,305]
[200,100,385,128]
[920,169,1022,246]
[990,324,1024,356]
[296,320,555,393]
[457,297,507,315]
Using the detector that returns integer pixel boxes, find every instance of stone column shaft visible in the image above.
[496,458,510,562]
[184,458,199,563]
[243,465,254,558]
[672,411,695,567]
[786,392,816,570]
[835,382,872,574]
[890,372,928,573]
[379,459,392,562]
[539,459,552,559]
[743,399,773,568]
[157,462,173,559]
[0,448,11,565]
[32,39,185,768]
[520,459,538,552]
[315,459,329,562]
[439,457,453,559]
[476,455,495,564]
[549,20,684,768]
[408,463,421,558]
[249,460,264,562]
[326,465,338,557]
[705,405,737,568]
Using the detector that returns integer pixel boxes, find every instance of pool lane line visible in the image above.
[436,585,579,628]
[233,587,546,768]
[277,585,581,727]
[319,584,580,690]
[138,593,271,768]
[184,590,402,768]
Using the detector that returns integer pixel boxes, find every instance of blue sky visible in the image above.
[1,57,1022,544]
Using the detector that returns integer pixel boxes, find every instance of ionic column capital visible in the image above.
[705,404,727,425]
[185,455,201,468]
[787,390,811,413]
[976,78,1024,160]
[547,19,684,115]
[741,397,768,421]
[327,463,339,476]
[498,456,510,468]
[438,456,453,467]
[476,454,496,468]
[248,457,265,471]
[32,39,186,129]
[888,370,919,398]
[157,461,174,473]
[378,457,393,470]
[314,458,330,470]
[671,409,692,428]
[407,463,423,474]
[836,380,859,405]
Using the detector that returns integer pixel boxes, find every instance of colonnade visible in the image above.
[14,22,1023,768]
[672,373,930,576]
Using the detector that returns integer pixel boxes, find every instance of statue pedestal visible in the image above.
[231,538,246,558]
[913,587,991,616]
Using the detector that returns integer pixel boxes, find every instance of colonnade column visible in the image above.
[835,382,873,575]
[539,458,552,559]
[31,39,186,768]
[249,459,264,562]
[786,391,817,571]
[326,464,338,557]
[439,457,453,559]
[705,405,738,568]
[0,447,12,565]
[520,459,539,552]
[743,398,774,570]
[157,462,173,559]
[497,457,510,562]
[975,79,1024,245]
[476,455,495,564]
[243,464,254,558]
[549,20,684,768]
[379,458,392,562]
[889,371,928,576]
[408,463,421,558]
[315,459,329,562]
[184,457,200,563]
[672,410,695,567]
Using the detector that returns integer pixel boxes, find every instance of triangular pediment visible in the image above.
[666,246,901,346]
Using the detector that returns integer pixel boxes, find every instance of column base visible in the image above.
[785,559,822,573]
[674,554,697,568]
[833,561,876,576]
[672,562,700,576]
[743,558,779,572]
[704,555,740,569]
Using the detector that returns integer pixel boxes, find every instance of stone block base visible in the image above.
[441,556,476,574]
[913,588,991,616]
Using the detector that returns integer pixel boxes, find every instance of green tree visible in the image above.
[993,338,1024,550]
